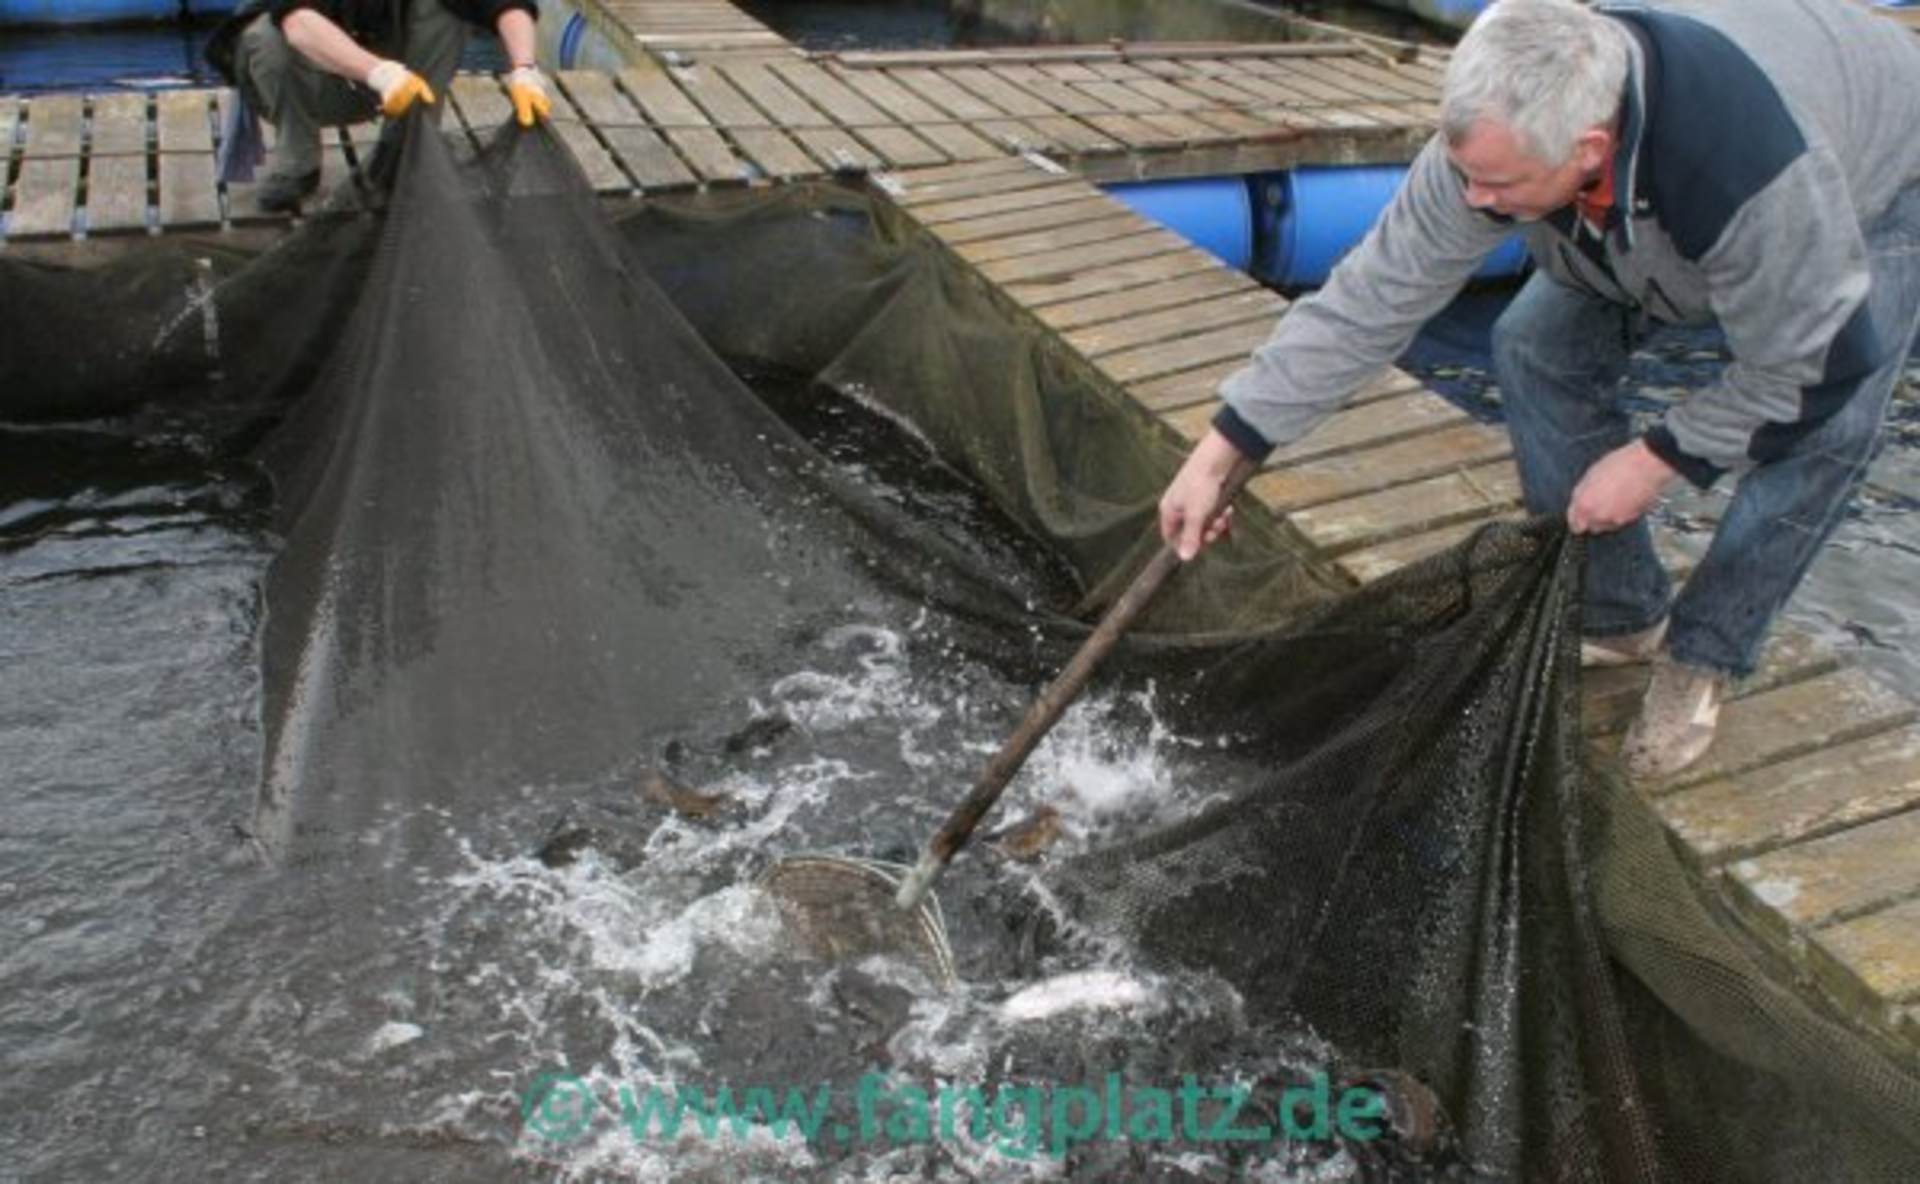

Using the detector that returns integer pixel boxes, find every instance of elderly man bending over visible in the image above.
[230,0,552,211]
[1160,0,1920,779]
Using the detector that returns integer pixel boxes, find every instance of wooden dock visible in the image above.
[2,0,1913,1064]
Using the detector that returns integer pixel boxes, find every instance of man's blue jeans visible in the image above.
[1491,187,1920,678]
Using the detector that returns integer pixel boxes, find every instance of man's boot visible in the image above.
[1620,658,1726,780]
[255,128,322,213]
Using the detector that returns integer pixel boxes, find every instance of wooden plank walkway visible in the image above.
[1,41,1434,242]
[875,155,1920,1061]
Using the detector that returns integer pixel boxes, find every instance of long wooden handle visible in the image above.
[895,454,1259,910]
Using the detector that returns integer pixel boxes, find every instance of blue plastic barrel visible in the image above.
[1361,0,1490,32]
[0,0,239,23]
[1100,177,1255,271]
[1255,164,1529,288]
[535,0,629,72]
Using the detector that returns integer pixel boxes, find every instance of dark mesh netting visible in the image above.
[6,112,1919,1182]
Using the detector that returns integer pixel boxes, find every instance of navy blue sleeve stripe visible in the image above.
[1643,424,1723,490]
[1750,301,1884,464]
[1212,404,1277,463]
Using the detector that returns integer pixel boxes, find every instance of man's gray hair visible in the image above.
[1442,0,1631,165]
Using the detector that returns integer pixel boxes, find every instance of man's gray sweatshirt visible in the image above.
[1213,0,1920,488]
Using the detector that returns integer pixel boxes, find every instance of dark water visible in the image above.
[0,371,1343,1180]
[736,0,1449,51]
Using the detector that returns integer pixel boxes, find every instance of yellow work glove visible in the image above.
[506,65,552,127]
[365,59,436,119]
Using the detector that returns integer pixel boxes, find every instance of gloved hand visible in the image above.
[365,59,435,119]
[506,65,552,127]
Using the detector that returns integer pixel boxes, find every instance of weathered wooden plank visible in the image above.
[1336,519,1491,583]
[1072,81,1163,116]
[769,58,888,125]
[0,96,20,161]
[1065,288,1283,358]
[987,64,1113,116]
[1111,75,1216,113]
[1214,62,1332,109]
[671,61,775,126]
[1807,895,1920,1026]
[555,69,644,126]
[670,63,819,177]
[1249,421,1513,511]
[1240,58,1362,106]
[911,180,1088,226]
[6,157,79,239]
[85,154,150,235]
[89,93,149,156]
[1167,66,1274,107]
[631,32,788,49]
[1271,62,1417,126]
[1620,668,1919,796]
[718,60,832,128]
[979,228,1190,287]
[831,69,1003,161]
[157,152,222,229]
[1131,359,1244,414]
[541,82,633,192]
[891,161,1069,206]
[1099,314,1277,384]
[940,65,1061,119]
[1080,112,1186,150]
[960,119,1046,154]
[1134,110,1238,146]
[840,124,948,169]
[616,63,713,127]
[450,74,514,128]
[22,95,85,159]
[155,91,214,153]
[829,62,948,122]
[925,194,1123,246]
[596,122,699,190]
[1266,390,1469,464]
[1728,807,1920,935]
[832,42,1379,69]
[732,129,825,180]
[884,153,1039,190]
[611,67,743,182]
[650,129,744,184]
[956,213,1152,265]
[891,67,1008,121]
[1654,725,1920,866]
[1311,54,1439,105]
[1166,387,1471,464]
[1003,249,1221,307]
[1290,461,1522,553]
[553,117,633,192]
[1186,107,1294,139]
[790,127,878,174]
[1021,116,1121,156]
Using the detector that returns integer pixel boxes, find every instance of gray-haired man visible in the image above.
[1160,0,1920,779]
